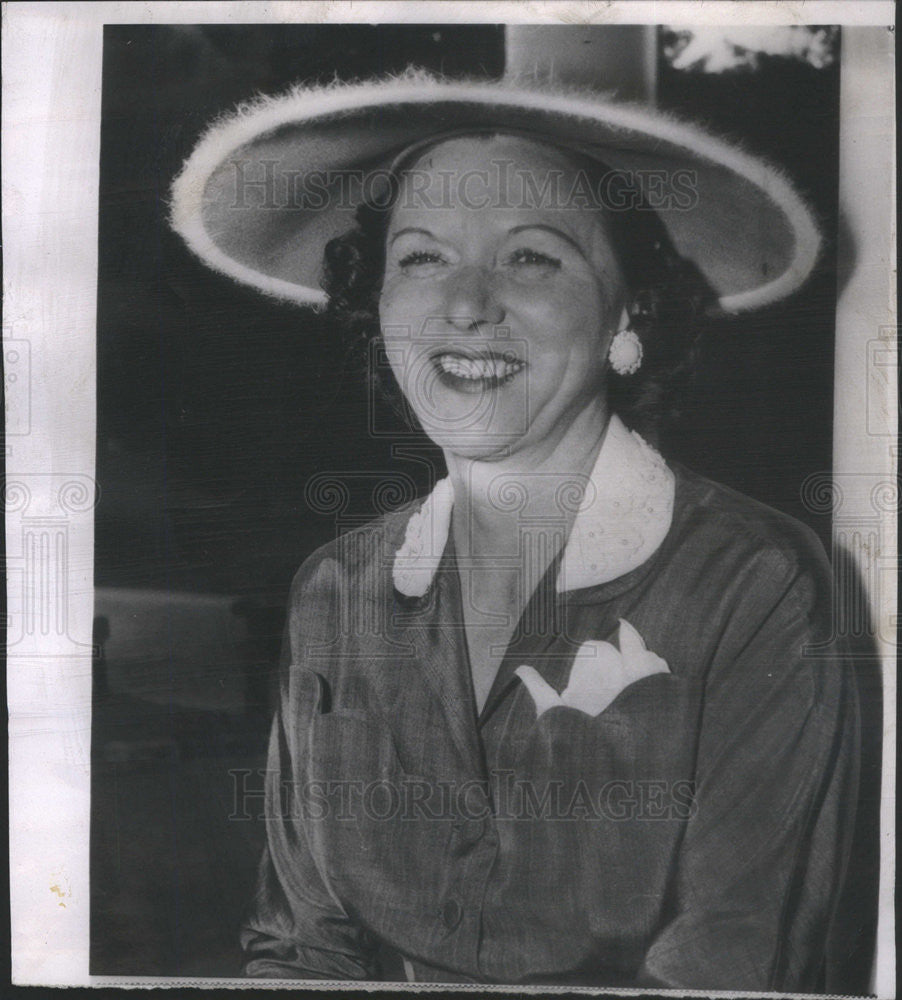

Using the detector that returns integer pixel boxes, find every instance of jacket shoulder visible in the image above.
[670,465,834,623]
[287,500,418,605]
[674,464,829,568]
[669,467,845,705]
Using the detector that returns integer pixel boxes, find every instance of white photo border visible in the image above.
[3,1,896,993]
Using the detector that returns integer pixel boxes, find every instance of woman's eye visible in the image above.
[505,248,562,270]
[397,250,446,270]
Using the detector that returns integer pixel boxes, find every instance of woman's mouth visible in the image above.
[431,351,526,392]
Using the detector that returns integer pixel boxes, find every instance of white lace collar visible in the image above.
[392,415,675,597]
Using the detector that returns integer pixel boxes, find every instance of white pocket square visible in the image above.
[516,620,669,719]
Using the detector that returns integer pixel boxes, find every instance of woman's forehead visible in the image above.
[389,134,611,238]
[404,133,581,176]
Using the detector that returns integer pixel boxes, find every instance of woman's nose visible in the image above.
[442,266,505,330]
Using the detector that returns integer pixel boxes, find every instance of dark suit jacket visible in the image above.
[240,463,859,989]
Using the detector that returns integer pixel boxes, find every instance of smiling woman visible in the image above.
[324,134,713,445]
[336,133,704,712]
[170,72,859,990]
[380,136,621,457]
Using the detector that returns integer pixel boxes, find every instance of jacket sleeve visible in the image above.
[638,538,860,992]
[239,561,379,980]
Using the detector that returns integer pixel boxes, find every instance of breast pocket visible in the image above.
[509,672,700,788]
[293,669,440,805]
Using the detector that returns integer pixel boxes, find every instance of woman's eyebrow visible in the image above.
[389,227,437,245]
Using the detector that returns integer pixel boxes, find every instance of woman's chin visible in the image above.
[419,423,529,460]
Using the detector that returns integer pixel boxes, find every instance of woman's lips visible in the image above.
[430,350,526,391]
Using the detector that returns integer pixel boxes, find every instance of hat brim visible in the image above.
[170,71,821,314]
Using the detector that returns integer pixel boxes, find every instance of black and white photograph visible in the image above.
[4,3,896,995]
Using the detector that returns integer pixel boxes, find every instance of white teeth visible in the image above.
[435,354,525,380]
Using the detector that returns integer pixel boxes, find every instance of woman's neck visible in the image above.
[444,401,610,560]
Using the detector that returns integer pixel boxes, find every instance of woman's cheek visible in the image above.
[379,279,440,335]
[514,279,607,341]
[519,269,603,305]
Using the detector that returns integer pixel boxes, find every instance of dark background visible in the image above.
[92,23,871,985]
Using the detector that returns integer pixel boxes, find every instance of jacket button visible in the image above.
[441,898,462,929]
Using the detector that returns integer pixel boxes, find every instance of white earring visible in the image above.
[608,328,643,376]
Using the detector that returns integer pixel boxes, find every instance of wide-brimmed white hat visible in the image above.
[170,69,821,314]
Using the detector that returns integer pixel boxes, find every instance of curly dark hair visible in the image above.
[321,136,716,442]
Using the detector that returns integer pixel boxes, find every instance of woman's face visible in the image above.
[379,135,627,460]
